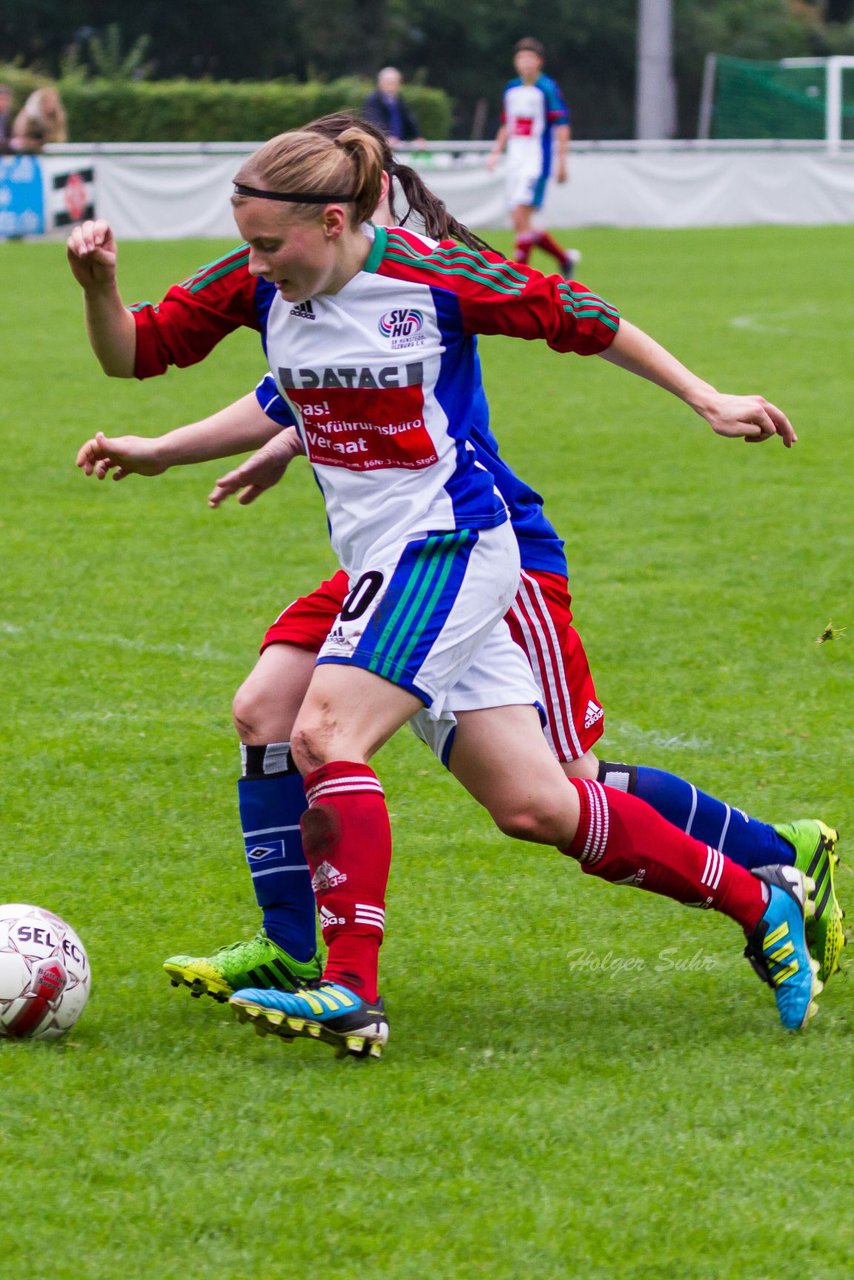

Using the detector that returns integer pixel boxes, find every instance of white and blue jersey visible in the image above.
[256,363,567,578]
[501,74,570,208]
[252,226,618,709]
[255,225,617,580]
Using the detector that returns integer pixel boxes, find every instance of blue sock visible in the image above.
[597,762,794,870]
[238,743,316,961]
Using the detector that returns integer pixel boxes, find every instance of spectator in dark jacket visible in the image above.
[362,68,425,145]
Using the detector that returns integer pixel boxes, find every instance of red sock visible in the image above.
[514,232,535,263]
[532,228,569,266]
[300,761,391,1003]
[563,778,767,932]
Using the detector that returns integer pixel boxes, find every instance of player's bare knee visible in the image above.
[232,681,267,742]
[563,750,599,781]
[493,803,563,845]
[290,723,331,775]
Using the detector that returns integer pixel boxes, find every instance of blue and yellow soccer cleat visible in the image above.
[163,931,322,1003]
[773,819,845,985]
[230,981,388,1059]
[744,865,821,1030]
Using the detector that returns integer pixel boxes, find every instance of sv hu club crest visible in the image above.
[378,308,424,340]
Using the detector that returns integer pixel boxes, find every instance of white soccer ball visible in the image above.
[0,904,90,1040]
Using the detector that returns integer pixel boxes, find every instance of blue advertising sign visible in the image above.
[0,154,45,237]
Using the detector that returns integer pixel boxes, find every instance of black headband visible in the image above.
[234,183,355,204]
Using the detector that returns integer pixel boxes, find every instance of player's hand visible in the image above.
[486,152,500,172]
[556,158,568,184]
[701,394,797,447]
[76,431,168,480]
[66,220,118,289]
[209,429,304,507]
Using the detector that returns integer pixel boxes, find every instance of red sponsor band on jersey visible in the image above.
[289,385,438,472]
[512,117,535,136]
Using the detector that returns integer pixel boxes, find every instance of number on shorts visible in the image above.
[340,571,384,621]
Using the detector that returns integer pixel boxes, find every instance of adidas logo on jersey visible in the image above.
[311,860,348,892]
[289,300,315,320]
[584,699,604,728]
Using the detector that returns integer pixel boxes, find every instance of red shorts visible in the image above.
[504,569,604,761]
[261,565,603,763]
[261,569,350,652]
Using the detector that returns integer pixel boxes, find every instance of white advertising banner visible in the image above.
[36,145,854,240]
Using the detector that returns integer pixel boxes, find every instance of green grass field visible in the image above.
[2,225,852,1279]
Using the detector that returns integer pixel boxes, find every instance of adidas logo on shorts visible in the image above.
[584,699,604,729]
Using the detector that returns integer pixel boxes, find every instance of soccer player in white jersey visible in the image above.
[75,124,821,1056]
[487,37,580,277]
[67,117,844,1014]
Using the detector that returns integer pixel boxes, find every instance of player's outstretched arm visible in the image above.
[76,392,283,482]
[67,219,136,378]
[598,319,797,446]
[209,427,306,508]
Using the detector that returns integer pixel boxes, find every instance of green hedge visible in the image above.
[0,65,50,109]
[49,76,451,142]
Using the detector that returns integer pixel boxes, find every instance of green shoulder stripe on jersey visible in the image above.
[380,232,528,296]
[431,246,528,289]
[384,246,526,297]
[557,284,620,330]
[557,284,620,320]
[564,308,620,332]
[128,300,156,313]
[180,245,250,293]
[408,239,528,288]
[396,246,527,291]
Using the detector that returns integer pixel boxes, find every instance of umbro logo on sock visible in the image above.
[289,300,315,319]
[312,860,347,892]
[584,700,604,728]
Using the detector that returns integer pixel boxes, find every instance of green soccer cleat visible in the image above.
[773,819,845,985]
[744,864,821,1030]
[163,931,322,1004]
[230,981,389,1059]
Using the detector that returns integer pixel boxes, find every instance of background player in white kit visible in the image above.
[487,37,580,278]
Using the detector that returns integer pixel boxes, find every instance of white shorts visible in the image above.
[409,616,543,765]
[316,520,540,737]
[504,155,548,211]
